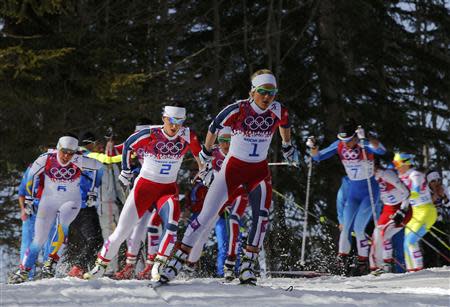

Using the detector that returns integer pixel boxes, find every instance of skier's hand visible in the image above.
[21,208,28,221]
[306,136,317,149]
[118,170,133,190]
[199,145,213,164]
[282,142,300,166]
[86,191,98,207]
[24,197,35,216]
[391,209,406,226]
[356,126,365,139]
[198,164,214,187]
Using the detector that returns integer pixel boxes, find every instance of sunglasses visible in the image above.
[60,148,76,155]
[168,117,185,125]
[255,87,278,96]
[218,136,231,143]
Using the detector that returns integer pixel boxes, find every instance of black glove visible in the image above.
[24,196,36,215]
[392,209,406,226]
[199,145,213,164]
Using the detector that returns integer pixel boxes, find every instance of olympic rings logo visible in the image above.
[341,147,360,160]
[155,141,183,154]
[244,116,274,131]
[50,167,77,180]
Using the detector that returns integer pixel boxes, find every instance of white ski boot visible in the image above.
[83,258,108,280]
[239,250,258,285]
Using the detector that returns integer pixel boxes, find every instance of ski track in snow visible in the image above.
[1,267,449,306]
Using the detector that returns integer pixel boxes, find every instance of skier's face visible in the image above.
[395,164,409,175]
[162,116,183,137]
[218,134,231,154]
[58,149,75,164]
[251,83,277,110]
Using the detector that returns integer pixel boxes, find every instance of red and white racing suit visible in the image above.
[98,126,201,263]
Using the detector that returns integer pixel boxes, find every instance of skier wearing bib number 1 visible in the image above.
[84,106,202,279]
[307,120,386,275]
[159,69,300,285]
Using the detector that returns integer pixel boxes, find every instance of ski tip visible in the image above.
[148,280,166,288]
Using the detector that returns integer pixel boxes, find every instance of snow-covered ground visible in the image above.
[1,267,449,306]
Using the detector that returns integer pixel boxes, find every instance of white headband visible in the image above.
[427,171,441,183]
[57,136,79,151]
[163,106,186,119]
[251,74,277,88]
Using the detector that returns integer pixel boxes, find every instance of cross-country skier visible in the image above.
[65,132,107,278]
[307,121,386,275]
[9,134,103,283]
[423,170,450,267]
[84,106,202,279]
[182,127,249,281]
[369,159,411,274]
[393,153,437,271]
[159,69,299,285]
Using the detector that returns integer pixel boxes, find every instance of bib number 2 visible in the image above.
[249,143,259,157]
[160,164,172,175]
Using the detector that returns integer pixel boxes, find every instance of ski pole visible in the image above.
[358,128,378,229]
[431,226,450,238]
[268,162,291,166]
[404,224,450,262]
[428,230,450,251]
[300,157,313,265]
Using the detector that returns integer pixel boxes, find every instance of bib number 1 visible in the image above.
[249,143,259,157]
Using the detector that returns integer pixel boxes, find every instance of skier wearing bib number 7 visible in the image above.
[84,106,202,279]
[307,120,386,275]
[160,69,299,285]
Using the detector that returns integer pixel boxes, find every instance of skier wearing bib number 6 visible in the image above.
[84,106,202,279]
[159,69,300,285]
[307,120,386,275]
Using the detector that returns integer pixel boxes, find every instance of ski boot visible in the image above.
[239,250,258,285]
[223,259,236,283]
[83,258,109,280]
[159,249,188,284]
[335,254,351,276]
[113,263,136,280]
[113,253,137,280]
[137,256,155,280]
[67,265,84,278]
[179,261,197,279]
[372,260,394,276]
[40,257,58,279]
[151,255,168,281]
[8,266,30,284]
[351,257,369,276]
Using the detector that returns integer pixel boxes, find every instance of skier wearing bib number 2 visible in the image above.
[84,106,202,279]
[159,69,299,285]
[307,120,386,275]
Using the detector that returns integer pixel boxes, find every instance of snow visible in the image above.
[1,267,449,306]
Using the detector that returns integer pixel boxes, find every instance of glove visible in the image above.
[118,170,134,190]
[306,136,317,149]
[198,164,214,187]
[282,142,299,166]
[24,196,35,215]
[199,145,213,164]
[356,126,365,139]
[392,209,406,226]
[86,191,98,207]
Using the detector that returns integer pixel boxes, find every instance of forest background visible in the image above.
[0,0,448,273]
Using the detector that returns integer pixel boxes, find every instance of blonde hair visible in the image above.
[251,69,274,81]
